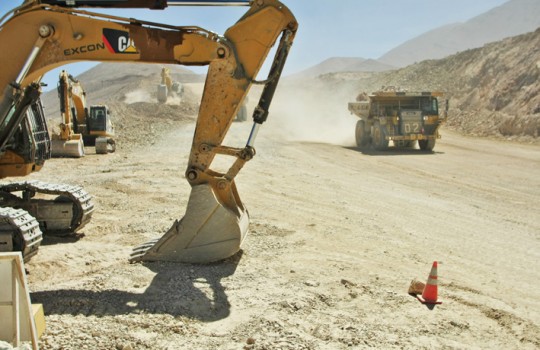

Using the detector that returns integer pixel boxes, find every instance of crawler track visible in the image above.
[0,207,42,260]
[0,180,95,233]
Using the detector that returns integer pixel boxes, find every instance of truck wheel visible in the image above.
[371,121,389,151]
[355,120,369,148]
[419,139,436,151]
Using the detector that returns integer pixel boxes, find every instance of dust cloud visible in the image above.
[164,93,183,106]
[124,88,183,105]
[265,84,358,146]
[124,89,153,104]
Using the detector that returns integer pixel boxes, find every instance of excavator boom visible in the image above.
[51,70,85,157]
[1,0,297,263]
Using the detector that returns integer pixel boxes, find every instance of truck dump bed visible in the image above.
[348,101,369,118]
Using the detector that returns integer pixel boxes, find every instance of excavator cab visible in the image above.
[87,106,113,133]
[86,105,115,154]
[88,107,106,132]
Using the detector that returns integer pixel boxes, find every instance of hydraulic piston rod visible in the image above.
[247,29,294,148]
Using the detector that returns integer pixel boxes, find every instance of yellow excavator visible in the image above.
[52,70,116,157]
[0,0,297,263]
[157,67,183,103]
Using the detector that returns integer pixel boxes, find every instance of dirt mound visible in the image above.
[41,63,203,152]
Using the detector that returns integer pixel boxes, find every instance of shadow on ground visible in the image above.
[40,232,85,246]
[343,146,443,156]
[31,251,243,322]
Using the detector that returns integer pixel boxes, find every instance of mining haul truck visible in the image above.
[348,89,448,151]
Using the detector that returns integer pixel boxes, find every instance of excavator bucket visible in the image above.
[130,183,249,263]
[51,138,85,158]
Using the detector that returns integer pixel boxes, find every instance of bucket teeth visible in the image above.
[129,239,160,258]
[130,184,249,264]
[129,249,147,261]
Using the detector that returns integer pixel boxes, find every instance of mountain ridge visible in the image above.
[298,0,540,76]
[379,0,540,67]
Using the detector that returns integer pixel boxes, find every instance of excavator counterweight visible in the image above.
[0,0,297,263]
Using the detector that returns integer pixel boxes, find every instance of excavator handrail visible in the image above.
[39,0,251,8]
[11,4,221,36]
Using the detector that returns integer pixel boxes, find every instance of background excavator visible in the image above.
[0,0,297,263]
[157,67,183,103]
[52,69,116,157]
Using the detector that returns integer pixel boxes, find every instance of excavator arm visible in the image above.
[60,72,88,136]
[0,0,297,262]
[51,70,86,157]
[57,70,76,142]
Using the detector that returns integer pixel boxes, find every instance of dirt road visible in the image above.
[19,84,540,349]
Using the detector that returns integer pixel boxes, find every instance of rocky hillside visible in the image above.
[379,0,540,67]
[289,57,394,80]
[307,28,540,142]
[41,63,203,113]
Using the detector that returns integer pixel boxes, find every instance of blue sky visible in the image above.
[1,0,509,89]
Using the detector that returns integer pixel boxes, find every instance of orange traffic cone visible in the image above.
[417,261,442,304]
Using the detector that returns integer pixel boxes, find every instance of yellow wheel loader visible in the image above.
[52,70,115,157]
[0,0,297,263]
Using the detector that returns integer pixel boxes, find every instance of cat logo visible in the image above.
[102,28,139,54]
